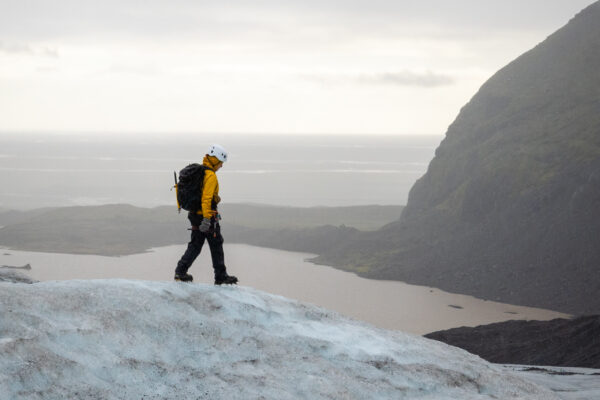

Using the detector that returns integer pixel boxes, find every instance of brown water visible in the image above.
[0,244,569,335]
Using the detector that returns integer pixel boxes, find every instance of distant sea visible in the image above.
[0,133,442,210]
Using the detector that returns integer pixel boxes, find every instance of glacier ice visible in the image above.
[0,279,558,399]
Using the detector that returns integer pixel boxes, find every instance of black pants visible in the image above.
[175,213,227,278]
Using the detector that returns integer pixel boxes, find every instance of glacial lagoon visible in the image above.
[0,244,568,335]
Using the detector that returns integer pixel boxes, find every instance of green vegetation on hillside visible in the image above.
[313,2,600,315]
[0,203,402,256]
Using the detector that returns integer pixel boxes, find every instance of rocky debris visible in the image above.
[1,263,31,270]
[0,269,37,284]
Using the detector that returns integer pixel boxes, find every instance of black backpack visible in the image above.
[174,163,211,212]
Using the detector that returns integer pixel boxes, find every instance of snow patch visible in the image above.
[0,279,558,399]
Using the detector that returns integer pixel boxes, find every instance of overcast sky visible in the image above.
[0,0,595,136]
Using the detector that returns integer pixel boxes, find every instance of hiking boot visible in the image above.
[214,274,238,285]
[174,272,193,282]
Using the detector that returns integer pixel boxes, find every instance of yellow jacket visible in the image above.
[197,155,221,218]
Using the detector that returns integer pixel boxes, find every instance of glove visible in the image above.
[199,218,211,233]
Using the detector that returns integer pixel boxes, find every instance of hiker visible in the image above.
[174,144,238,285]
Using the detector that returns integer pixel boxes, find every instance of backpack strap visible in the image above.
[173,171,181,213]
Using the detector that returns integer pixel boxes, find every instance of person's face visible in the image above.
[214,161,223,171]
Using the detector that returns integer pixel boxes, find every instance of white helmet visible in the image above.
[208,144,228,162]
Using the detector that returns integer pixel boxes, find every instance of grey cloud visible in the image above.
[0,41,33,55]
[98,64,161,78]
[35,66,59,73]
[0,0,237,41]
[287,0,597,33]
[41,47,59,58]
[358,71,455,88]
[303,70,455,88]
[0,0,594,42]
[0,41,59,58]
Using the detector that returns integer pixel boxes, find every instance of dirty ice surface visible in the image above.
[0,279,559,399]
[502,365,600,400]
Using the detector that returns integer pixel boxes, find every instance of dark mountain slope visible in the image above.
[316,2,600,315]
[425,316,600,368]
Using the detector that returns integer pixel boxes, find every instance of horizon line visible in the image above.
[0,130,443,137]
